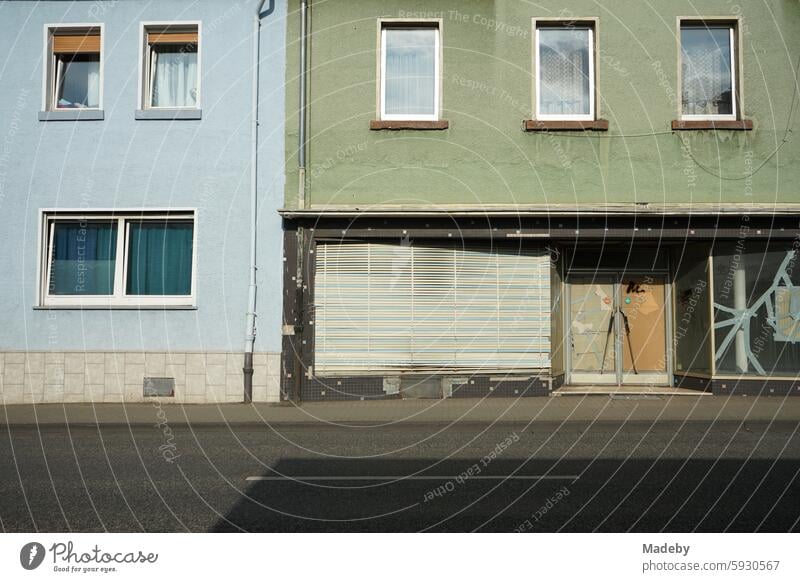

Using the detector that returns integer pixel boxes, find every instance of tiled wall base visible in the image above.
[0,352,281,404]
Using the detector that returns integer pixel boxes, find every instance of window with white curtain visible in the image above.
[142,24,200,109]
[535,23,595,120]
[680,22,737,120]
[47,27,102,110]
[380,24,440,121]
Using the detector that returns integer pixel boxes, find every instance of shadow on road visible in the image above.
[211,458,800,532]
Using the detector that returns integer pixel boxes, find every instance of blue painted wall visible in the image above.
[0,0,286,353]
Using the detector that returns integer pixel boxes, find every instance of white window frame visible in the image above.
[378,20,441,122]
[137,21,202,110]
[42,23,104,112]
[38,210,197,308]
[679,20,738,122]
[534,22,596,122]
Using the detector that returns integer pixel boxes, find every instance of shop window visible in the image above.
[673,245,713,374]
[712,242,800,376]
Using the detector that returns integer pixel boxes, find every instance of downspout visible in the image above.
[298,0,308,208]
[293,0,309,401]
[244,0,271,403]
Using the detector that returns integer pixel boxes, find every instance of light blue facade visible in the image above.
[0,0,285,355]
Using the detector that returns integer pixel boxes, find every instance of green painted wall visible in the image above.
[284,0,800,208]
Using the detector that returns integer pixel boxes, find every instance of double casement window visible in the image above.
[534,21,596,121]
[680,21,738,120]
[45,26,102,110]
[40,212,196,307]
[379,22,441,121]
[140,23,201,109]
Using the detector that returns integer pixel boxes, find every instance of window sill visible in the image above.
[524,119,609,132]
[672,119,753,131]
[370,120,449,130]
[39,109,104,121]
[34,305,197,311]
[135,109,202,120]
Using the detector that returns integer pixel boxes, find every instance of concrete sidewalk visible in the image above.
[2,395,799,426]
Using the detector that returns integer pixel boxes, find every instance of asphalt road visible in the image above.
[1,420,798,532]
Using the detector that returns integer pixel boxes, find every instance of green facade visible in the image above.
[284,0,800,208]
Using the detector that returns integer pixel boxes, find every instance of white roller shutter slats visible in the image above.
[315,241,551,374]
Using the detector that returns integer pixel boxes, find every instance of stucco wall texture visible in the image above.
[284,0,800,208]
[0,0,287,354]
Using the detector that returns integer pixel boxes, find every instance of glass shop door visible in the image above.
[568,274,669,386]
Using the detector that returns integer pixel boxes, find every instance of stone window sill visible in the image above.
[39,109,104,121]
[135,109,202,120]
[370,120,449,130]
[672,119,753,131]
[34,305,197,311]
[524,119,609,132]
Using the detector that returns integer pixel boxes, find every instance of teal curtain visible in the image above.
[50,222,117,295]
[127,221,193,296]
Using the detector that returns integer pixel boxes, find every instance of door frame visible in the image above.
[564,268,673,387]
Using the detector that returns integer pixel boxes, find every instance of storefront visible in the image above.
[280,211,800,401]
[673,239,800,395]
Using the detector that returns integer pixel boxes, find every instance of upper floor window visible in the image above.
[680,21,738,120]
[535,21,596,121]
[380,22,440,121]
[40,212,196,308]
[141,23,200,109]
[45,26,102,111]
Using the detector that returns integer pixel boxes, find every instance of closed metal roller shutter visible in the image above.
[314,241,551,375]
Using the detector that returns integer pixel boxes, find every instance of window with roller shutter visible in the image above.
[314,241,551,375]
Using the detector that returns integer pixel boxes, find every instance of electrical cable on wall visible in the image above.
[535,53,800,181]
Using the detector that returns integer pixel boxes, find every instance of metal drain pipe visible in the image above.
[298,0,308,208]
[244,0,272,403]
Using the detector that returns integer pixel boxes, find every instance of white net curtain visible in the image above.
[383,28,437,117]
[681,26,734,116]
[538,27,591,116]
[151,45,198,108]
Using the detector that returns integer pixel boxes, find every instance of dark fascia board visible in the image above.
[278,204,800,218]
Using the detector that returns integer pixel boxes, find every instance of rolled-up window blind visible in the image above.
[148,32,198,45]
[53,33,101,54]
